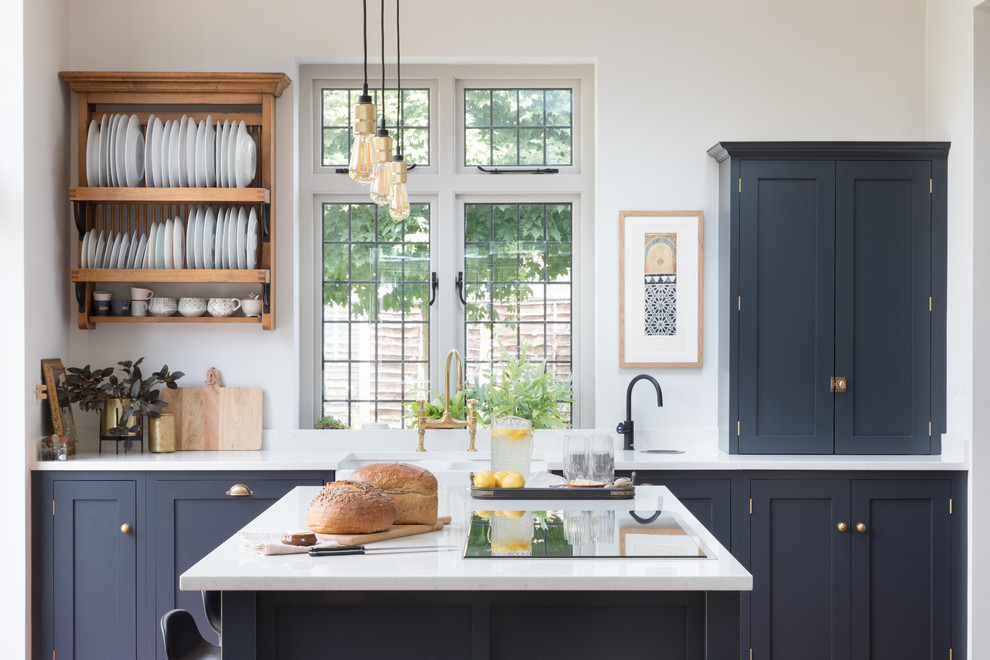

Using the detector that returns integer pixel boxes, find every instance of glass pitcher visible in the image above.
[490,415,533,478]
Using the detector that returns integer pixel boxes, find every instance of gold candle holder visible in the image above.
[149,413,176,453]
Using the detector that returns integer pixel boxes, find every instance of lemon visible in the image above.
[473,470,498,488]
[501,510,526,518]
[500,471,526,489]
[491,429,531,440]
[492,541,531,552]
[493,471,509,486]
[475,511,494,519]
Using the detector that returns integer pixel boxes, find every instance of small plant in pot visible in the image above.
[472,347,574,430]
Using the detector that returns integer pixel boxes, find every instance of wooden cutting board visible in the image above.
[160,368,262,450]
[315,516,451,546]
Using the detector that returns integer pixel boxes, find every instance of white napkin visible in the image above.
[238,531,339,556]
[527,471,567,487]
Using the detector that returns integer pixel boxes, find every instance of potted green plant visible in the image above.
[66,358,184,445]
[472,347,574,430]
[314,414,349,430]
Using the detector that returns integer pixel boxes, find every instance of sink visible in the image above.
[337,451,546,473]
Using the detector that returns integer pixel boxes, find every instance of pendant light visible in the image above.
[388,0,411,221]
[348,0,376,184]
[369,0,393,205]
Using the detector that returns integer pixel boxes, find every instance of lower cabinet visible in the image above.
[750,477,953,660]
[34,471,327,660]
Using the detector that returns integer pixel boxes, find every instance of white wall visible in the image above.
[63,0,934,433]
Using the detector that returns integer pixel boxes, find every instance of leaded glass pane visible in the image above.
[463,87,572,167]
[320,87,430,167]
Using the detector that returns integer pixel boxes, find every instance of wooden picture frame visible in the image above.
[41,359,77,447]
[618,211,703,367]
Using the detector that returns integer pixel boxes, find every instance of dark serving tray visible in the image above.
[470,486,636,500]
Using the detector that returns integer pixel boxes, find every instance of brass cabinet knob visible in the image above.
[120,523,132,534]
[226,484,254,497]
[836,522,848,532]
[856,522,867,533]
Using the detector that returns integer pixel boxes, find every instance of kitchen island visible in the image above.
[181,484,751,659]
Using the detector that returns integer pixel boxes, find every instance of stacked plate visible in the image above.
[144,115,256,188]
[86,114,145,187]
[79,205,259,270]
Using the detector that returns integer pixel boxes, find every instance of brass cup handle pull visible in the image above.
[226,484,254,497]
[120,523,132,534]
[836,522,848,532]
[856,522,867,533]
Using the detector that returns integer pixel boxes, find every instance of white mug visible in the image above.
[130,287,154,301]
[131,300,149,317]
[207,298,242,318]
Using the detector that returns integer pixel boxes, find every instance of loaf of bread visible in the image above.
[305,480,396,534]
[348,463,439,525]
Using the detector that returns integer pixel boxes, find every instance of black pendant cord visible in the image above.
[361,0,369,95]
[380,0,387,133]
[396,0,403,158]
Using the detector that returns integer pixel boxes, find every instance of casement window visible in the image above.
[300,64,594,430]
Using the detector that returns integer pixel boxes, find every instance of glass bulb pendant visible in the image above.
[388,157,410,220]
[369,131,394,205]
[348,97,377,184]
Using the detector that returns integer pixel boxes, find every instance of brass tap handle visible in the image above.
[120,523,132,534]
[226,484,254,497]
[416,400,427,452]
[836,522,848,532]
[855,522,867,533]
[466,399,478,452]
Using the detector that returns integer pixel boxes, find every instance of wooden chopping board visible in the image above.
[160,368,262,450]
[315,516,451,546]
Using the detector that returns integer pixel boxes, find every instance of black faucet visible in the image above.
[616,374,663,450]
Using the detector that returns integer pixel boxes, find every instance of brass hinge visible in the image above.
[950,648,952,660]
[950,498,953,515]
[749,498,753,514]
[930,179,933,194]
[737,420,741,436]
[52,499,55,516]
[930,297,932,312]
[929,421,932,437]
[738,296,741,311]
[749,650,753,660]
[739,178,742,193]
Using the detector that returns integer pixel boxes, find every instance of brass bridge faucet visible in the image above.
[416,349,478,452]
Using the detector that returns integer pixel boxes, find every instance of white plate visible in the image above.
[116,232,130,269]
[246,208,259,269]
[105,115,115,186]
[88,230,99,268]
[80,230,90,268]
[194,206,206,268]
[226,120,238,190]
[235,206,248,269]
[115,115,129,187]
[204,116,216,187]
[186,117,198,187]
[106,232,121,269]
[202,207,216,269]
[124,231,138,268]
[98,114,109,186]
[168,119,181,188]
[216,121,226,187]
[163,217,174,269]
[234,122,255,188]
[160,120,172,187]
[86,119,99,186]
[134,232,148,270]
[186,207,198,268]
[107,115,119,186]
[223,120,234,187]
[149,116,163,187]
[193,121,205,187]
[215,208,227,268]
[227,207,238,269]
[144,115,156,188]
[175,116,187,187]
[173,216,185,269]
[93,230,106,269]
[158,219,168,268]
[123,114,144,187]
[147,222,159,268]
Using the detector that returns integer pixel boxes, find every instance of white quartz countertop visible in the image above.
[32,429,969,471]
[180,485,753,592]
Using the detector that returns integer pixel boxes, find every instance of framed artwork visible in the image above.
[41,358,77,447]
[618,211,703,367]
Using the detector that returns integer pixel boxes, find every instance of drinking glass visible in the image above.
[589,434,615,485]
[563,434,591,482]
[491,415,533,478]
[489,511,534,556]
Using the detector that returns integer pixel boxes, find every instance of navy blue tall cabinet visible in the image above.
[708,143,949,455]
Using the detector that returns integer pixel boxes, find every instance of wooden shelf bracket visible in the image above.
[262,283,270,314]
[72,200,86,240]
[75,283,87,314]
[261,202,270,243]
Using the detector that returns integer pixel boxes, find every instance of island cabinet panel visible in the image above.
[148,474,324,660]
[849,479,951,660]
[709,142,948,455]
[630,473,733,548]
[48,477,143,660]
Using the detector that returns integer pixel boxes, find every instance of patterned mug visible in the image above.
[207,298,242,318]
[148,297,177,317]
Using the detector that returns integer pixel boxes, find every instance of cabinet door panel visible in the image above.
[835,162,932,453]
[850,480,950,660]
[738,161,835,453]
[653,477,731,548]
[751,480,849,660]
[53,480,137,660]
[152,477,322,659]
